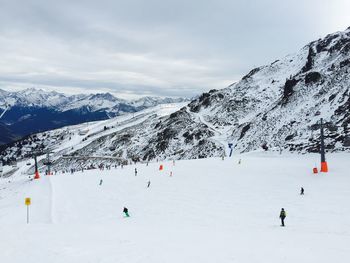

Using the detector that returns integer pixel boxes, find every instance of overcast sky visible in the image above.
[0,0,349,99]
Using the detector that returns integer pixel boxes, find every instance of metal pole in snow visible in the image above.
[320,118,328,172]
[34,155,40,179]
[320,118,326,163]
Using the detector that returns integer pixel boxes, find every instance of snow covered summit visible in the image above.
[1,27,349,165]
[0,88,188,145]
[50,26,350,162]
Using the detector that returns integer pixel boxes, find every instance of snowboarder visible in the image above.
[300,187,304,195]
[99,179,103,186]
[147,180,151,188]
[135,168,137,176]
[279,208,286,227]
[123,207,130,217]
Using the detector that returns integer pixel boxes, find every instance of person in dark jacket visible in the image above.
[300,187,304,195]
[280,208,286,226]
[123,207,130,217]
[134,168,137,176]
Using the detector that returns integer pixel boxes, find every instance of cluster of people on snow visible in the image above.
[47,156,304,227]
[279,187,304,227]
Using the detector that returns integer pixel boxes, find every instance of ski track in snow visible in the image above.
[0,152,350,263]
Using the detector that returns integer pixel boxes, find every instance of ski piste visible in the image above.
[0,152,349,263]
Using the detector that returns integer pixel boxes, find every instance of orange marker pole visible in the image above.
[320,118,328,173]
[34,155,40,179]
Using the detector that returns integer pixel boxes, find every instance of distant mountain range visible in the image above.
[0,88,188,145]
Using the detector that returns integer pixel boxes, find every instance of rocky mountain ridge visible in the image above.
[1,27,349,170]
[0,88,187,145]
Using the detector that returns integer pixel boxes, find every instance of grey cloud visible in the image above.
[0,0,349,98]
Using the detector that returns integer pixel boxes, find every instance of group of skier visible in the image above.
[279,187,305,227]
[96,159,303,227]
[98,166,153,218]
[121,188,304,225]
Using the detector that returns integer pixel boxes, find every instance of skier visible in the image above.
[238,159,241,164]
[135,168,137,176]
[123,207,130,217]
[279,208,286,227]
[147,180,151,188]
[300,187,304,195]
[99,179,103,186]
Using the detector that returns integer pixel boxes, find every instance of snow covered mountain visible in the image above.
[61,26,349,163]
[1,27,349,167]
[196,26,350,153]
[0,88,188,145]
[131,96,188,109]
[0,88,187,114]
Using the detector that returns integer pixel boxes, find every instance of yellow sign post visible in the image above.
[25,198,31,206]
[25,197,31,223]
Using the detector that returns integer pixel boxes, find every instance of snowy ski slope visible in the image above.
[0,152,349,263]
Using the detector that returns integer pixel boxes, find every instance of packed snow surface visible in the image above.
[0,152,349,263]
